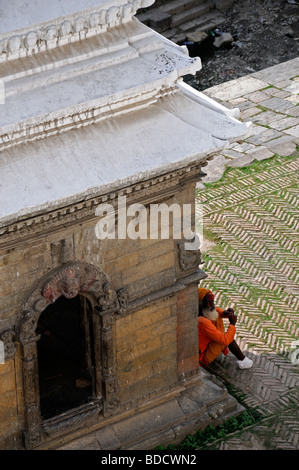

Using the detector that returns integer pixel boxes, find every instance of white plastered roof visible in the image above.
[0,1,250,227]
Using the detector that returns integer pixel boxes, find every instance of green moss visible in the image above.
[156,408,262,450]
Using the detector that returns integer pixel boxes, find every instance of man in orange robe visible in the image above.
[198,287,253,369]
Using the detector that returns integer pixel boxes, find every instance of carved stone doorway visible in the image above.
[16,261,128,448]
[37,295,95,420]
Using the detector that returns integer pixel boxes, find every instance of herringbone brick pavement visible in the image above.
[196,151,299,450]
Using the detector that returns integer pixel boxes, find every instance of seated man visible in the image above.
[198,287,253,370]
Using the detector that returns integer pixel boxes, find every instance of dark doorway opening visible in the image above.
[37,295,95,420]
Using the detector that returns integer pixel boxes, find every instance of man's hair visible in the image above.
[198,295,208,316]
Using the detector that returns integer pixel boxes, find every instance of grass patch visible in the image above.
[155,382,263,451]
[156,408,262,450]
[196,152,298,194]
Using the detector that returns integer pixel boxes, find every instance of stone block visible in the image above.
[113,400,185,446]
[265,136,297,156]
[240,106,263,120]
[172,2,213,28]
[253,111,285,125]
[95,425,121,450]
[285,124,299,138]
[270,117,298,131]
[148,9,172,31]
[259,97,295,112]
[248,146,274,161]
[246,129,283,145]
[226,154,256,168]
[252,58,299,85]
[287,106,299,117]
[206,76,267,101]
[214,0,235,10]
[121,251,174,285]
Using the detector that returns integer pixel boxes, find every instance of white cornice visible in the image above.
[0,83,179,152]
[0,0,155,60]
[0,17,201,151]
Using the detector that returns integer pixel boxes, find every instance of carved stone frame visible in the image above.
[16,261,128,449]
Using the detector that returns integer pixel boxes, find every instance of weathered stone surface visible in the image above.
[54,373,243,450]
[205,76,268,101]
[265,137,297,156]
[214,0,235,9]
[247,146,274,161]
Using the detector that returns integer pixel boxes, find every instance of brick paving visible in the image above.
[196,58,299,450]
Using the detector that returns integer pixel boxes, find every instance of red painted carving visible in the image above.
[42,263,98,304]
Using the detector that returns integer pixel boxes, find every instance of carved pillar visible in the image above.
[21,337,42,448]
[98,311,119,415]
[95,283,128,415]
[16,309,41,448]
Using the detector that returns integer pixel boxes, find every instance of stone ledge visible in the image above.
[55,372,244,450]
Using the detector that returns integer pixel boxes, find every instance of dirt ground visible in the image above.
[184,0,299,91]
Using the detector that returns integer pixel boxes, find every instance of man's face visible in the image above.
[201,294,218,321]
[205,295,215,311]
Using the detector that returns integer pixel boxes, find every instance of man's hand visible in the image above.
[223,307,235,317]
[228,311,237,326]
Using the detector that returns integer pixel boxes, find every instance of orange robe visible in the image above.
[198,307,236,366]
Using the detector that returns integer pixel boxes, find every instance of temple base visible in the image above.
[40,370,244,450]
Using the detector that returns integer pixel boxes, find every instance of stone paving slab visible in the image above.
[201,58,299,185]
[195,59,299,450]
[251,59,299,85]
[204,76,268,101]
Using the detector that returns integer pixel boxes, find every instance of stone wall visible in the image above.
[0,178,202,449]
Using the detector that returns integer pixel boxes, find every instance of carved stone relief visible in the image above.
[0,0,155,59]
[178,239,203,272]
[50,236,74,265]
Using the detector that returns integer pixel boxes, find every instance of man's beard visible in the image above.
[202,307,218,321]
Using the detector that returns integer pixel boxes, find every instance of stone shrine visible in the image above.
[0,0,249,450]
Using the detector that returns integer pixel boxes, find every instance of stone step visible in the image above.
[148,0,175,7]
[171,0,215,28]
[178,12,226,34]
[160,0,209,16]
[136,0,218,34]
[136,8,172,31]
